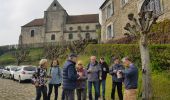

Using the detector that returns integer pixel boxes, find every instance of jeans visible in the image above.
[63,89,75,100]
[76,88,87,100]
[36,85,47,100]
[47,84,59,100]
[88,81,99,100]
[99,80,106,99]
[61,89,65,100]
[111,82,123,100]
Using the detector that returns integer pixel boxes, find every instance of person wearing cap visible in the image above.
[76,60,87,100]
[121,57,138,100]
[62,53,79,100]
[109,57,124,100]
[32,59,48,100]
[98,57,109,100]
[87,56,101,100]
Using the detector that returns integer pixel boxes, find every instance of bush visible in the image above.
[83,44,170,70]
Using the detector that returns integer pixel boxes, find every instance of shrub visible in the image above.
[83,44,170,70]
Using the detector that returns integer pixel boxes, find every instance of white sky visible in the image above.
[0,0,104,46]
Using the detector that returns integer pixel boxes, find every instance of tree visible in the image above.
[67,32,89,54]
[12,35,30,66]
[44,44,67,60]
[124,0,161,99]
[12,46,30,66]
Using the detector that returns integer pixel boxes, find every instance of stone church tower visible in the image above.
[44,0,67,42]
[19,0,99,45]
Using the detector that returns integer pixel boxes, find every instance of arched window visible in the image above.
[31,30,34,37]
[69,27,73,31]
[86,26,89,30]
[54,3,56,7]
[69,33,73,39]
[86,33,90,40]
[51,34,55,40]
[78,26,81,30]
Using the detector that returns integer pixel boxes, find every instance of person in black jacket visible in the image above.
[62,53,79,100]
[99,57,109,100]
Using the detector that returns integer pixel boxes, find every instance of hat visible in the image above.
[68,53,78,58]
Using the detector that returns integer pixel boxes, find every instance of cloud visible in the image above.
[0,0,104,46]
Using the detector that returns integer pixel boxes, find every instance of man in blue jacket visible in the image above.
[62,53,79,100]
[121,57,138,100]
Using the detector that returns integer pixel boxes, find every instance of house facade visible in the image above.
[19,0,100,45]
[100,0,170,42]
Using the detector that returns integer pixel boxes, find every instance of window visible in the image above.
[86,26,89,30]
[78,26,81,30]
[96,24,100,29]
[51,34,55,40]
[69,27,73,31]
[86,33,90,40]
[121,0,128,6]
[31,30,34,37]
[54,3,56,7]
[69,33,73,39]
[142,0,164,16]
[107,3,113,18]
[106,25,114,39]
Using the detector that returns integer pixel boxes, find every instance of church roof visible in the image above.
[67,14,99,24]
[23,18,44,27]
[22,14,99,27]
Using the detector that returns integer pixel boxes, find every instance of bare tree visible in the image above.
[44,44,67,60]
[12,46,30,66]
[67,32,89,54]
[124,0,161,99]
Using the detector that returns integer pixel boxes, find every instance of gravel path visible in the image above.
[0,78,63,100]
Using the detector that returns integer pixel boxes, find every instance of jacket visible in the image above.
[99,62,109,80]
[63,60,79,90]
[110,64,124,82]
[87,61,101,82]
[48,66,62,85]
[123,64,138,89]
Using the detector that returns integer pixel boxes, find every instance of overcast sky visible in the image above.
[0,0,104,46]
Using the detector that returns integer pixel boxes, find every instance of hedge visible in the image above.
[83,44,170,70]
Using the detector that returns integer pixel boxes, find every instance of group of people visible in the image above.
[32,53,138,100]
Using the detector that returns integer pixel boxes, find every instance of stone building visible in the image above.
[19,0,99,45]
[100,0,170,42]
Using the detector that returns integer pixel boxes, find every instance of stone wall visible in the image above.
[21,26,45,44]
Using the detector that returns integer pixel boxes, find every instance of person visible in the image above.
[76,60,88,100]
[109,57,124,100]
[98,57,109,100]
[32,59,48,100]
[62,53,79,100]
[47,59,62,100]
[87,56,101,100]
[121,57,138,100]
